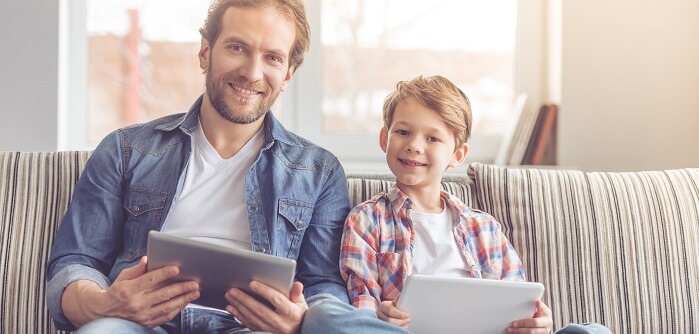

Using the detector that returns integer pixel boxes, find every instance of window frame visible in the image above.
[60,0,545,165]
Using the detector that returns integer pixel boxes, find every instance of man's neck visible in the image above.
[199,95,266,159]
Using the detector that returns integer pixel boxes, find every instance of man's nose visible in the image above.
[239,56,263,82]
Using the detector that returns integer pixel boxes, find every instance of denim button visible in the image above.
[133,206,140,213]
[257,246,266,253]
[250,205,258,211]
[296,220,303,228]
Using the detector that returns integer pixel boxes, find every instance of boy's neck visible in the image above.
[397,183,444,214]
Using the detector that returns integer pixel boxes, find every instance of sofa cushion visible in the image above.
[0,152,90,334]
[468,163,699,333]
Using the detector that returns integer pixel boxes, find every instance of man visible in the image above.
[46,1,350,333]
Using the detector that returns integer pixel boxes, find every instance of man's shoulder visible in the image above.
[270,127,342,171]
[115,113,189,155]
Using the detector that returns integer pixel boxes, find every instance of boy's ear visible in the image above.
[379,127,388,153]
[448,143,469,168]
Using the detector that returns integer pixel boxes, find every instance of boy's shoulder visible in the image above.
[442,192,503,229]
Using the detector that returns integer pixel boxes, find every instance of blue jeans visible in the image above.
[301,299,613,334]
[76,307,262,334]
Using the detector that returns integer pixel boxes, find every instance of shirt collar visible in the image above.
[154,94,304,148]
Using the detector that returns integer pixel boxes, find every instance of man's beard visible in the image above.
[205,60,281,124]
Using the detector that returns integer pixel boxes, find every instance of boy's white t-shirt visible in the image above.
[410,203,471,277]
[162,120,264,250]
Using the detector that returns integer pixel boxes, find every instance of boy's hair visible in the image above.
[382,75,473,149]
[199,0,310,70]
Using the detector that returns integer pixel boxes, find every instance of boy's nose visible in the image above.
[405,142,423,154]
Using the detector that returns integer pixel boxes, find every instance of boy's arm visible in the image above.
[480,215,526,281]
[339,206,383,310]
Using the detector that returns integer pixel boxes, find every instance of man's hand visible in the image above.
[507,300,553,334]
[225,281,308,334]
[377,300,411,328]
[62,256,200,328]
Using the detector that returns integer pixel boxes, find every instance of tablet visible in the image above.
[146,231,296,310]
[397,275,544,334]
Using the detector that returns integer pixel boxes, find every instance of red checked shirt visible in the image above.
[340,185,526,310]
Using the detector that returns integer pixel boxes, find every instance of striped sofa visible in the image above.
[1,151,698,333]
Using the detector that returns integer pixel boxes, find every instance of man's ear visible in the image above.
[379,127,388,153]
[280,66,296,92]
[198,38,211,73]
[448,143,469,168]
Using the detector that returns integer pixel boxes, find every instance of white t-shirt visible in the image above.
[162,120,264,250]
[411,203,471,277]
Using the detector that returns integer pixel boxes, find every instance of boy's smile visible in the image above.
[380,96,468,204]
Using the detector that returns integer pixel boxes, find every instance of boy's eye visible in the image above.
[396,130,409,135]
[427,136,440,142]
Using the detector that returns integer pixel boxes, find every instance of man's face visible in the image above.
[199,6,296,124]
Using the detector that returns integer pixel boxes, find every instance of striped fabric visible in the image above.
[3,151,697,333]
[0,152,90,334]
[468,163,699,333]
[345,173,476,208]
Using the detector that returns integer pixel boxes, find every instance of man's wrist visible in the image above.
[63,280,108,327]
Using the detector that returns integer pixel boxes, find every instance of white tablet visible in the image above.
[397,275,544,334]
[146,231,296,310]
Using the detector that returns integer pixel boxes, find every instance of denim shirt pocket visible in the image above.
[277,198,314,258]
[123,186,167,260]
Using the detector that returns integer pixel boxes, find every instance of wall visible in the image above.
[0,1,59,152]
[557,0,699,171]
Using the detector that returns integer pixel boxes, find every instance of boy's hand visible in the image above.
[376,300,411,329]
[507,300,553,333]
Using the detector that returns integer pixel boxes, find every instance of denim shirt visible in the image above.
[46,96,351,330]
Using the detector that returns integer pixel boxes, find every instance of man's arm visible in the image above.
[61,257,200,328]
[294,159,351,302]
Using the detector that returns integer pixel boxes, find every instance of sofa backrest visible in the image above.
[0,152,91,334]
[2,151,698,333]
[468,163,699,333]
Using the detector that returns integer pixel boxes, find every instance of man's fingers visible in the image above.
[226,290,270,332]
[116,256,148,281]
[148,281,200,305]
[136,265,180,290]
[148,290,201,327]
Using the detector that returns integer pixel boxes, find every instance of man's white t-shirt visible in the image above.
[411,203,471,277]
[162,119,264,250]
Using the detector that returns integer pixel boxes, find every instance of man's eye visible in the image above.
[396,130,409,135]
[268,55,282,63]
[229,45,243,52]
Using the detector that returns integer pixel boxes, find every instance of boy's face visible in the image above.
[380,96,469,193]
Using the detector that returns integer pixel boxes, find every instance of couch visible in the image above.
[1,151,698,333]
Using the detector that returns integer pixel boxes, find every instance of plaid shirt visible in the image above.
[340,185,525,310]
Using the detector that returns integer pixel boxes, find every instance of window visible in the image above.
[61,0,543,169]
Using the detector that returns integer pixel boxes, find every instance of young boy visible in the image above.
[302,76,611,334]
[337,75,552,333]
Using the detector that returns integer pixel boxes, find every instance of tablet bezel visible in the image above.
[397,274,544,334]
[146,231,297,310]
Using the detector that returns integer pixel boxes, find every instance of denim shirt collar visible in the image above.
[153,94,304,148]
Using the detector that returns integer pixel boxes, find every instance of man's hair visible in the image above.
[199,0,310,70]
[382,75,473,149]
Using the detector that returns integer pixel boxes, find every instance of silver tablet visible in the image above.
[397,275,545,334]
[146,231,296,310]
